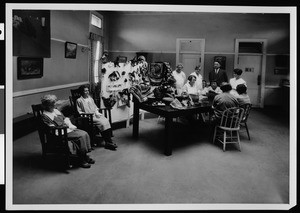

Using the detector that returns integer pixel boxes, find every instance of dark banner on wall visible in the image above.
[13,10,51,58]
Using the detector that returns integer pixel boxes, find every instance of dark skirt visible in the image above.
[67,129,91,153]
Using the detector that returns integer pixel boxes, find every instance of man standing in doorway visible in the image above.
[209,61,228,86]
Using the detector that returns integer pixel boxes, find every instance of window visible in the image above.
[91,14,102,29]
[239,42,263,53]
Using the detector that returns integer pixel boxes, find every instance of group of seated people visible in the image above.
[38,64,250,168]
[173,65,250,104]
[171,64,251,123]
[40,85,117,169]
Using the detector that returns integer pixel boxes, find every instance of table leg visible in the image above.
[133,101,140,138]
[164,116,172,156]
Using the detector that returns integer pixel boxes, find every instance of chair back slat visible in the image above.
[70,89,81,114]
[219,107,244,129]
[31,104,50,155]
[99,108,112,124]
[240,103,252,123]
[70,88,81,100]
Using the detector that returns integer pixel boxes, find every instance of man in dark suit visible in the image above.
[209,61,228,86]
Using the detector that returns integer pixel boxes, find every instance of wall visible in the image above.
[105,12,290,107]
[13,11,90,118]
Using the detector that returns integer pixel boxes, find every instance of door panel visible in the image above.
[176,38,205,78]
[181,54,201,77]
[238,55,262,107]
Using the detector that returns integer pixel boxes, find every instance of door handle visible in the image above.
[257,75,261,85]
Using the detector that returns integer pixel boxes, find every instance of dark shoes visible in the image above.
[80,155,95,168]
[87,158,95,164]
[85,155,96,164]
[105,142,118,151]
[80,161,91,168]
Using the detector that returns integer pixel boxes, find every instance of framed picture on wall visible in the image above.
[17,57,43,80]
[65,41,77,59]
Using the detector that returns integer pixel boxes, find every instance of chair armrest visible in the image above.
[79,112,94,115]
[46,126,69,145]
[74,116,93,133]
[99,108,112,125]
[48,126,68,135]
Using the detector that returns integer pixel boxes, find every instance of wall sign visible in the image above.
[245,67,254,72]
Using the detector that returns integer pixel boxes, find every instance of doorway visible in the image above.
[234,39,267,108]
[176,39,205,77]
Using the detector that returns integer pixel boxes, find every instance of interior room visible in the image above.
[7,4,296,211]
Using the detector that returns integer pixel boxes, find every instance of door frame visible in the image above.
[234,39,267,108]
[176,38,205,76]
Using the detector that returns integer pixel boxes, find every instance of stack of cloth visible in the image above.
[129,83,152,103]
[170,98,186,110]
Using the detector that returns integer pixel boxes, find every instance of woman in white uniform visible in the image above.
[229,68,247,97]
[172,63,186,95]
[181,75,198,96]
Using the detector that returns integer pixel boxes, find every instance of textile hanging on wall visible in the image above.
[101,62,132,95]
[101,58,158,106]
[13,10,51,57]
[147,62,172,86]
[101,62,133,108]
[117,89,130,108]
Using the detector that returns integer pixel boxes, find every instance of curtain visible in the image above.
[89,32,103,106]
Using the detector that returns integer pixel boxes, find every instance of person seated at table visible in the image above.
[41,94,94,169]
[229,68,247,97]
[212,82,239,123]
[202,79,208,90]
[236,84,251,106]
[190,65,203,91]
[76,85,117,151]
[202,80,222,96]
[181,75,199,96]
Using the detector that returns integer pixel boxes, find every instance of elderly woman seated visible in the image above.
[76,85,117,151]
[41,94,94,168]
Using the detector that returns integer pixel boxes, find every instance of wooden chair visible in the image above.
[239,103,252,140]
[69,88,113,145]
[212,107,245,151]
[31,104,72,172]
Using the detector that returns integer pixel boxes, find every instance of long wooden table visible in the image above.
[132,98,213,156]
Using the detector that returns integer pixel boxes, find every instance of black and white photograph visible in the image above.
[3,2,297,212]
